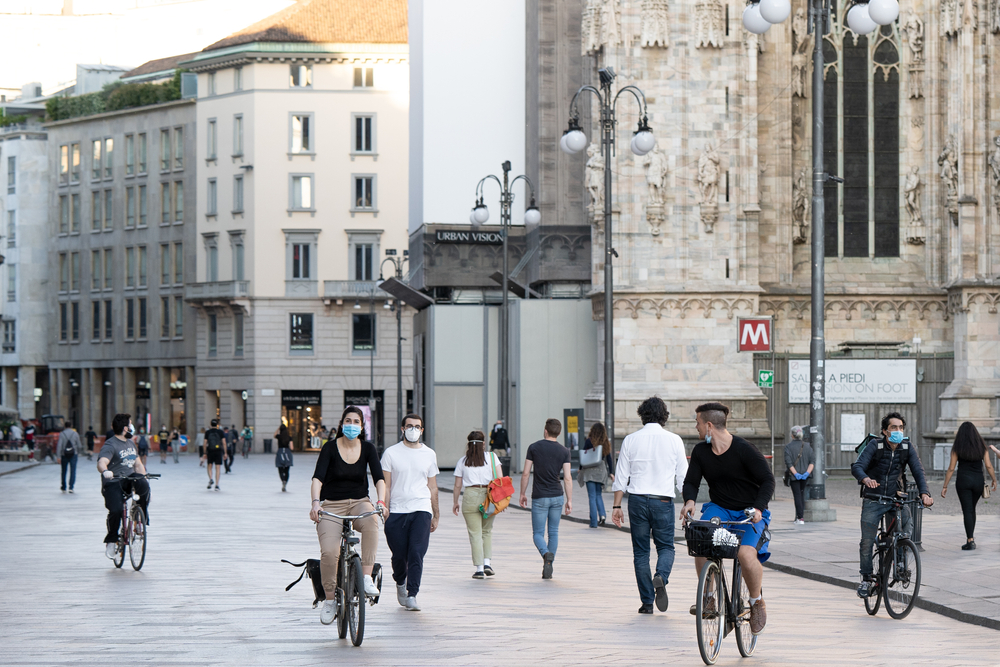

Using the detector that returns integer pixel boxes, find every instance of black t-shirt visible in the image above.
[205,428,225,451]
[682,436,775,511]
[84,430,97,447]
[525,439,571,499]
[312,439,384,501]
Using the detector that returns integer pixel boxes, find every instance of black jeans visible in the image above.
[789,478,808,520]
[384,512,432,597]
[225,445,235,472]
[956,468,984,539]
[101,478,150,543]
[278,466,290,483]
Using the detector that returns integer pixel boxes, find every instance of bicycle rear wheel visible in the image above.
[734,570,758,657]
[864,549,882,616]
[347,556,366,646]
[129,506,147,570]
[696,560,724,665]
[113,514,126,568]
[884,538,920,619]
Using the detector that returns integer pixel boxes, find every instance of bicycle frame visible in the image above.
[317,509,382,600]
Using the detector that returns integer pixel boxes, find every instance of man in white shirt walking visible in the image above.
[381,413,440,612]
[612,397,688,614]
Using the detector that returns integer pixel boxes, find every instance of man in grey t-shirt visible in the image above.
[97,413,151,559]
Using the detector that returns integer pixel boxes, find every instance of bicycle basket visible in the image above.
[685,521,741,559]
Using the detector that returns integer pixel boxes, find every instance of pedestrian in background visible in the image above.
[784,425,814,525]
[170,428,181,463]
[196,427,206,466]
[56,421,82,493]
[83,425,97,461]
[453,430,501,579]
[275,424,293,492]
[136,429,150,466]
[489,419,509,456]
[204,420,226,491]
[10,421,22,443]
[241,425,253,458]
[612,397,688,614]
[942,422,998,550]
[578,422,614,528]
[158,424,170,464]
[519,419,572,579]
[225,425,237,472]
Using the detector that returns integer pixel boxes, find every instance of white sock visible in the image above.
[483,558,491,566]
[476,565,484,572]
[749,595,761,605]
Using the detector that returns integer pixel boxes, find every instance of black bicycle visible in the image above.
[317,509,383,646]
[861,494,925,619]
[685,509,758,666]
[110,472,159,571]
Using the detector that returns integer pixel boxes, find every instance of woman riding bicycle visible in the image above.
[310,406,386,625]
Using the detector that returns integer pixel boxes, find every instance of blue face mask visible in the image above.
[888,430,904,444]
[342,424,362,440]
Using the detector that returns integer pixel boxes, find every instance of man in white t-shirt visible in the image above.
[380,413,440,612]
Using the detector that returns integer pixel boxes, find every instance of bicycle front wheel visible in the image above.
[696,560,724,665]
[129,506,147,570]
[734,570,758,657]
[864,549,882,616]
[884,538,921,619]
[347,556,366,646]
[113,515,126,568]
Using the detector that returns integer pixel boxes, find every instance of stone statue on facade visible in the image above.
[585,143,605,222]
[698,143,721,233]
[904,166,926,244]
[600,0,622,50]
[791,8,809,98]
[695,0,725,48]
[582,0,601,54]
[640,0,670,48]
[941,0,960,36]
[902,12,924,98]
[643,145,668,236]
[792,169,809,244]
[989,136,1000,216]
[991,0,1000,33]
[938,136,959,224]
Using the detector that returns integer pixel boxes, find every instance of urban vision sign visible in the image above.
[435,231,504,245]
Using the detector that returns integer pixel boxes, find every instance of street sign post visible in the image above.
[758,369,774,388]
[738,317,772,352]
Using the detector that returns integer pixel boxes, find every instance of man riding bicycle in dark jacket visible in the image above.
[851,412,933,598]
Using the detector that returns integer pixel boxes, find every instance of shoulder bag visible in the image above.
[580,446,603,469]
[985,482,992,499]
[480,453,515,518]
[782,445,804,487]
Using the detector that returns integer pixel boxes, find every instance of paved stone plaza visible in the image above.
[1,455,997,666]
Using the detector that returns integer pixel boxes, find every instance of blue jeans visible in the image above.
[531,495,564,556]
[586,482,606,527]
[859,499,912,576]
[60,455,77,490]
[628,495,675,605]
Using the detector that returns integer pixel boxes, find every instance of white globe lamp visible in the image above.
[742,3,772,34]
[631,130,655,156]
[867,0,899,25]
[759,0,791,23]
[473,205,490,224]
[847,3,878,33]
[524,206,541,225]
[563,129,588,154]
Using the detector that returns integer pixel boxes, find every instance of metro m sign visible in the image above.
[738,318,772,352]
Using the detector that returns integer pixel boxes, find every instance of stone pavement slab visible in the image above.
[0,459,40,476]
[1,454,997,666]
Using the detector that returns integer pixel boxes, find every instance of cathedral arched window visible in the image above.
[822,10,900,258]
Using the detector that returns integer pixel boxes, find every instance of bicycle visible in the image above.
[109,472,159,571]
[685,509,759,666]
[317,508,384,646]
[861,494,925,619]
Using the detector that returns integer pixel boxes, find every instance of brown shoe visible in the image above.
[688,596,717,616]
[749,598,766,635]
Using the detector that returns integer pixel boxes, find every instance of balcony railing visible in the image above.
[185,280,250,302]
[323,280,386,300]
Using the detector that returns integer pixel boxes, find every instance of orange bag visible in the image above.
[479,453,514,518]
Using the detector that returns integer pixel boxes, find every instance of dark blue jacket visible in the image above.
[851,436,930,498]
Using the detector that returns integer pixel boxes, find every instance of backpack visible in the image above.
[206,430,223,451]
[282,558,325,607]
[62,434,75,458]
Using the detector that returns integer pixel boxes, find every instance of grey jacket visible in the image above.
[784,439,814,471]
[57,428,82,458]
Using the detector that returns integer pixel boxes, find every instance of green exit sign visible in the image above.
[758,369,774,388]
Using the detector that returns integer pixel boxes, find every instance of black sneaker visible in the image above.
[483,565,495,576]
[652,575,668,611]
[472,571,485,579]
[207,480,213,489]
[542,552,554,579]
[638,603,654,614]
[856,579,874,598]
[961,540,976,550]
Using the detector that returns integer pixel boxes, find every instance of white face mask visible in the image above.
[404,427,421,443]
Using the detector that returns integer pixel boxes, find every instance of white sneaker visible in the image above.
[105,542,117,559]
[396,583,407,607]
[363,574,379,597]
[795,519,805,525]
[405,596,421,611]
[320,599,337,625]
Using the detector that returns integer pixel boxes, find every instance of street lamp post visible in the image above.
[380,251,409,432]
[470,163,540,472]
[560,67,654,450]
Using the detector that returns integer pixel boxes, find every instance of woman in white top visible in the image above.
[452,430,502,579]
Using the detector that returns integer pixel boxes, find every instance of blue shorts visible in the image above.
[699,502,772,563]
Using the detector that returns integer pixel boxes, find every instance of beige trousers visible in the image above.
[461,486,497,566]
[316,498,378,596]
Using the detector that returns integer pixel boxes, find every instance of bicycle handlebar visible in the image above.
[110,473,160,479]
[318,509,383,521]
[682,507,756,527]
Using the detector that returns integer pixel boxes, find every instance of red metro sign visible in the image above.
[737,318,772,352]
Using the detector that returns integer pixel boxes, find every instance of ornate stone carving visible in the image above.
[598,295,756,320]
[695,0,725,48]
[582,0,601,54]
[941,0,960,36]
[904,166,926,244]
[585,143,605,222]
[989,136,1000,216]
[759,296,950,322]
[991,0,1000,32]
[791,9,809,98]
[902,12,924,98]
[792,169,809,244]
[697,143,721,233]
[909,116,925,152]
[938,136,959,224]
[640,0,670,48]
[601,0,623,50]
[582,0,621,54]
[642,145,668,236]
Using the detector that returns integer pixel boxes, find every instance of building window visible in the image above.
[6,156,13,194]
[91,140,101,180]
[174,296,183,337]
[353,115,374,153]
[353,175,375,210]
[126,298,135,339]
[71,194,81,233]
[60,145,69,185]
[233,175,244,212]
[91,250,100,290]
[71,143,80,182]
[103,189,113,230]
[104,299,113,339]
[138,133,147,174]
[125,134,135,176]
[290,175,313,210]
[291,243,310,279]
[160,129,170,172]
[126,187,136,228]
[60,196,69,234]
[71,302,80,341]
[125,247,135,289]
[173,181,184,222]
[233,115,243,156]
[207,178,217,216]
[204,235,218,282]
[353,67,374,88]
[208,72,216,96]
[207,119,217,159]
[92,301,100,340]
[352,313,375,351]
[161,244,170,285]
[91,191,102,231]
[173,127,184,170]
[291,114,312,153]
[138,246,147,288]
[60,303,68,341]
[59,253,68,292]
[234,67,243,91]
[161,183,170,224]
[174,242,183,284]
[103,248,112,289]
[348,232,381,281]
[234,311,244,356]
[355,243,373,281]
[6,210,13,247]
[2,320,14,352]
[208,313,217,356]
[138,297,147,339]
[138,184,147,227]
[6,264,14,301]
[161,297,170,338]
[290,64,312,87]
[230,233,245,281]
[103,138,114,178]
[290,313,313,352]
[71,252,80,292]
